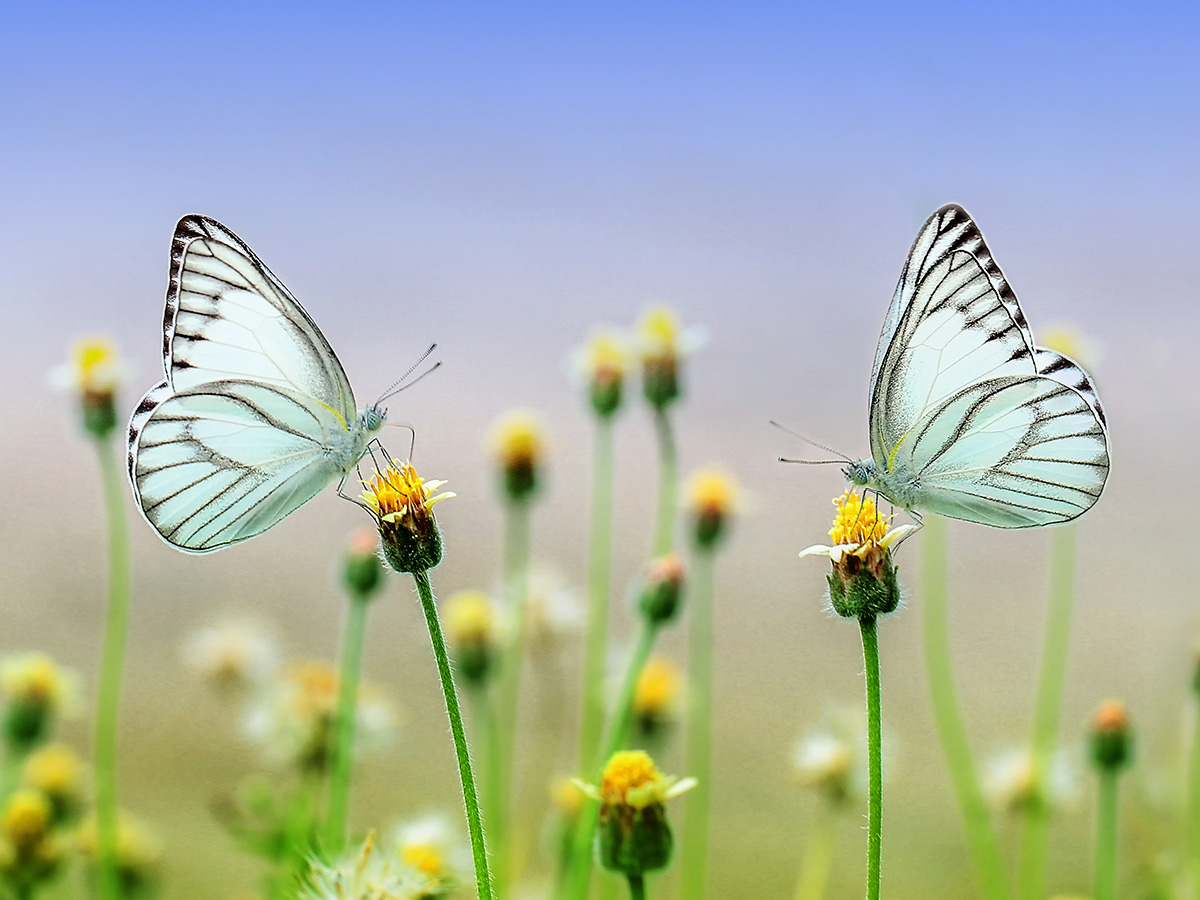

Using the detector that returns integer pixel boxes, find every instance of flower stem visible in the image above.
[580,415,616,774]
[920,516,1011,900]
[651,408,678,557]
[793,796,837,900]
[1016,524,1077,900]
[567,620,661,900]
[679,545,716,900]
[1093,768,1119,900]
[627,874,647,900]
[413,570,495,900]
[860,615,883,900]
[1187,696,1200,877]
[494,497,531,889]
[93,437,131,900]
[324,590,371,852]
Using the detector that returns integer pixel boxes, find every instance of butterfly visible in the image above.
[843,204,1110,528]
[127,216,390,553]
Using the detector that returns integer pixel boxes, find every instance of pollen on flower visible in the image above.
[636,307,682,360]
[362,461,452,523]
[401,843,442,876]
[828,491,891,547]
[601,750,663,808]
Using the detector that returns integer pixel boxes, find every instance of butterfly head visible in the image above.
[843,460,875,488]
[360,405,387,434]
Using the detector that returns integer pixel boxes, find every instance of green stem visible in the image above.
[1016,524,1077,900]
[469,684,503,888]
[93,438,131,900]
[580,415,616,775]
[860,615,883,900]
[271,772,321,900]
[567,620,661,900]
[324,591,371,852]
[413,570,495,900]
[679,546,715,900]
[1093,769,1119,900]
[627,874,647,900]
[920,517,1011,900]
[793,797,837,900]
[1188,697,1200,876]
[494,498,531,889]
[651,408,678,557]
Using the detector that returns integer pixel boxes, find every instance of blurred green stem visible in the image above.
[679,545,715,900]
[921,516,1011,900]
[627,874,647,900]
[567,619,661,900]
[860,615,883,900]
[324,590,371,852]
[1093,769,1119,900]
[271,771,320,900]
[93,437,131,900]
[651,408,678,557]
[793,797,837,900]
[494,498,531,889]
[1188,697,1200,875]
[580,415,616,775]
[413,570,495,900]
[1016,524,1077,900]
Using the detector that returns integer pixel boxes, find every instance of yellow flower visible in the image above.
[576,329,632,417]
[444,591,499,685]
[391,813,468,895]
[303,832,430,900]
[1,790,51,857]
[78,810,162,895]
[635,306,701,410]
[799,491,917,620]
[22,744,84,820]
[551,777,587,819]
[51,338,125,437]
[1,653,76,750]
[634,657,682,734]
[687,467,739,548]
[489,410,547,502]
[577,750,696,877]
[361,460,454,573]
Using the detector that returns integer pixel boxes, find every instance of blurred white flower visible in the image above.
[302,832,430,900]
[183,619,279,693]
[791,707,876,804]
[983,745,1080,814]
[389,811,471,897]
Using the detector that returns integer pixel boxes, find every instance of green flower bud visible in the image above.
[1089,699,1132,771]
[638,556,685,625]
[343,530,385,599]
[360,461,454,575]
[490,411,546,504]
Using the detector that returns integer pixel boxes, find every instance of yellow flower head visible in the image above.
[22,744,84,810]
[490,410,547,502]
[52,338,125,437]
[598,750,694,810]
[362,460,453,573]
[581,330,632,385]
[687,467,739,548]
[828,491,890,546]
[1,790,51,856]
[445,591,497,647]
[635,307,683,362]
[1,653,69,708]
[391,813,467,893]
[77,811,161,890]
[551,777,586,819]
[635,306,699,410]
[634,657,682,721]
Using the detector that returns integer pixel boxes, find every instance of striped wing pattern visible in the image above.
[868,204,1110,527]
[128,217,360,553]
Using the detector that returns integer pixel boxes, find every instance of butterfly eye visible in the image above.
[364,407,387,431]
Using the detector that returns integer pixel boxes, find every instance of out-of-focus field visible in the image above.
[2,4,1198,898]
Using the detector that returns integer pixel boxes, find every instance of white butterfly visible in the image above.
[127,216,387,553]
[845,204,1110,528]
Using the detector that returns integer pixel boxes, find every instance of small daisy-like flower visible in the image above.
[633,656,683,738]
[361,460,454,574]
[77,810,161,897]
[577,750,696,877]
[576,329,633,417]
[686,467,739,549]
[445,590,500,686]
[983,746,1080,814]
[490,410,547,503]
[22,744,85,823]
[1,653,77,751]
[51,337,126,438]
[634,306,704,411]
[245,661,397,773]
[798,491,917,620]
[390,812,470,898]
[183,619,279,693]
[0,789,53,861]
[303,832,429,900]
[1090,699,1133,771]
[792,709,871,804]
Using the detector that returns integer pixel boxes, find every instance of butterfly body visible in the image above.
[850,205,1110,528]
[128,216,384,553]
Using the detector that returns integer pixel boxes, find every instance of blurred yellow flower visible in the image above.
[634,656,682,731]
[22,744,84,818]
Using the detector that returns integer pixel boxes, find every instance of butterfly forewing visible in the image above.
[166,216,357,421]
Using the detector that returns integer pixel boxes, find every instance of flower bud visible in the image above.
[634,656,682,741]
[636,308,685,412]
[22,744,85,824]
[361,461,454,574]
[490,411,546,503]
[687,468,738,550]
[343,530,385,599]
[1,654,72,752]
[1089,699,1132,771]
[445,591,500,687]
[52,339,124,439]
[638,555,685,625]
[579,331,631,418]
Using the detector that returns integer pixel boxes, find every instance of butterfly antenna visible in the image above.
[769,420,853,462]
[375,343,440,405]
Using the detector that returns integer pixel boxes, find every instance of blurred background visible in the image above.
[1,2,1197,897]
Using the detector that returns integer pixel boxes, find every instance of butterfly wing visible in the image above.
[163,215,356,420]
[869,205,1109,526]
[129,379,354,552]
[128,216,364,552]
